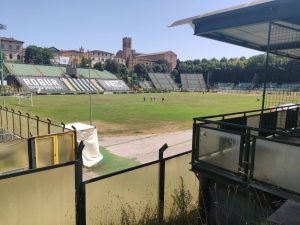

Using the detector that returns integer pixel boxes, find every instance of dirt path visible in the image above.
[99,130,192,163]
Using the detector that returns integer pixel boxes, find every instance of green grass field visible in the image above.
[86,147,140,176]
[2,92,261,136]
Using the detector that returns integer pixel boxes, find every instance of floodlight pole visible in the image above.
[0,24,6,107]
[88,61,92,125]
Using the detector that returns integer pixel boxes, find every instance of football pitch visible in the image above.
[2,92,262,136]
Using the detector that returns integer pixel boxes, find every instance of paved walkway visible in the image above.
[99,130,192,163]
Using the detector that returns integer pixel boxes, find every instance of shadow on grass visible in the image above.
[87,147,140,176]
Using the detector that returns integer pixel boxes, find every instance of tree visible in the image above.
[171,69,180,84]
[153,59,169,73]
[41,48,53,65]
[133,63,148,81]
[152,63,163,73]
[119,64,129,82]
[24,45,53,65]
[79,57,91,68]
[104,59,120,75]
[93,62,104,71]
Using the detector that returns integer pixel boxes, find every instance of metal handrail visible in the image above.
[193,103,300,121]
[0,107,71,138]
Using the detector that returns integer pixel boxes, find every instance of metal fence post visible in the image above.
[35,115,39,136]
[192,120,197,163]
[158,143,168,222]
[47,118,51,134]
[0,106,2,128]
[75,141,85,225]
[61,122,65,132]
[72,126,78,152]
[26,113,30,137]
[11,108,15,134]
[18,111,22,137]
[28,138,36,169]
[4,107,8,130]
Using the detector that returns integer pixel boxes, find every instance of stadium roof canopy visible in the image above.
[170,0,300,59]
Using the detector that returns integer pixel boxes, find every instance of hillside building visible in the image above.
[59,47,87,65]
[0,37,24,62]
[89,50,114,66]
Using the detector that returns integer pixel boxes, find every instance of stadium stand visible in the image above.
[139,81,154,90]
[77,68,117,80]
[278,83,300,92]
[91,79,104,91]
[94,70,117,80]
[266,82,278,89]
[15,76,70,93]
[234,83,253,90]
[180,74,207,91]
[4,63,133,93]
[96,79,130,92]
[148,73,178,91]
[61,78,76,92]
[260,82,278,91]
[62,78,103,92]
[217,83,235,90]
[5,63,42,76]
[34,64,65,77]
[5,63,117,80]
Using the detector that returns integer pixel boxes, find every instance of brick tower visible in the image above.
[123,37,132,61]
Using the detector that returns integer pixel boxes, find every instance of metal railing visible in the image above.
[192,104,300,199]
[0,106,70,138]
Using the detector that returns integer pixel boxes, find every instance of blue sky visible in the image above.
[1,0,261,60]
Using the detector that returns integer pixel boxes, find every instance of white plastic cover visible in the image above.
[65,122,103,167]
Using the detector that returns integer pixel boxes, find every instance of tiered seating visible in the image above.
[5,63,131,93]
[180,74,207,91]
[260,83,278,91]
[139,81,154,90]
[278,83,300,91]
[15,76,71,93]
[94,70,117,80]
[64,78,103,92]
[61,78,76,92]
[96,79,130,92]
[34,65,65,77]
[6,63,118,80]
[149,73,178,91]
[77,68,117,80]
[217,83,235,90]
[234,83,253,90]
[76,68,96,78]
[5,63,42,76]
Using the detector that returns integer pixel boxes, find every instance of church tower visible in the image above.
[123,37,132,61]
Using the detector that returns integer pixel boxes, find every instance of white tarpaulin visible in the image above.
[65,122,103,167]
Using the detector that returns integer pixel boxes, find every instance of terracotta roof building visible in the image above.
[116,37,177,71]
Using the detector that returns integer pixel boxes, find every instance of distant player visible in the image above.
[153,96,156,102]
[143,96,146,102]
[162,97,165,103]
[150,96,153,102]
